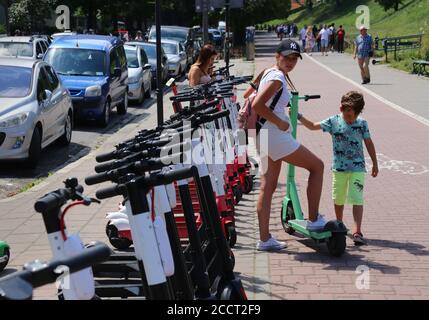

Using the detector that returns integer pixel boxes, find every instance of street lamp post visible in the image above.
[155,0,163,127]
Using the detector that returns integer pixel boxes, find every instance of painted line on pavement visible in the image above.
[305,54,429,128]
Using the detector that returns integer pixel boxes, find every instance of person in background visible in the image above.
[134,30,144,41]
[188,44,217,86]
[354,26,374,84]
[329,23,336,52]
[305,26,315,56]
[337,25,345,53]
[319,25,330,56]
[300,25,308,52]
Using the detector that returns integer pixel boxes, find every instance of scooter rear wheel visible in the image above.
[326,233,346,257]
[281,202,296,235]
[243,175,254,194]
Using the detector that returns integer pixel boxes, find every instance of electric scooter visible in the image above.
[280,92,348,257]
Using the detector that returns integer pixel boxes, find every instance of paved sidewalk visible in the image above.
[250,31,429,300]
[0,59,257,299]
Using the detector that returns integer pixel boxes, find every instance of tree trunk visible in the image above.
[394,1,399,11]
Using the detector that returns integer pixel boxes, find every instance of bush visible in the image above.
[0,24,5,34]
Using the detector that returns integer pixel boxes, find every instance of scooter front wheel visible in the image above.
[106,223,132,250]
[281,202,296,235]
[226,224,237,248]
[220,279,247,300]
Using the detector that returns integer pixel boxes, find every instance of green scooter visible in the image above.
[0,241,10,272]
[280,92,347,257]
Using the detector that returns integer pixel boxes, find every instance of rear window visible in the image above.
[0,42,33,57]
[125,49,139,68]
[0,66,32,98]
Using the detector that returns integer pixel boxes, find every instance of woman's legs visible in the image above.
[280,145,324,222]
[256,156,282,242]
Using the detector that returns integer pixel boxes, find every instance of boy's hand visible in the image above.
[371,164,379,177]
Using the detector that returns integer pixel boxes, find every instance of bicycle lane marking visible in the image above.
[305,54,429,128]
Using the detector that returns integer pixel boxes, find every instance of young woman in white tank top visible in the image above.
[188,44,217,86]
[251,39,327,251]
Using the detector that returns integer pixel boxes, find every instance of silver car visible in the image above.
[0,36,50,60]
[0,58,73,168]
[124,45,152,104]
[150,40,187,77]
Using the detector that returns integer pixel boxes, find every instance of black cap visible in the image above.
[276,39,302,59]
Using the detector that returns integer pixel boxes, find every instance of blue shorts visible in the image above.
[321,39,329,48]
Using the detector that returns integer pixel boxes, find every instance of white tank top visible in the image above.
[258,68,292,114]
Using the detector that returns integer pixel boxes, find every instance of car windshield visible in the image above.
[162,43,178,55]
[0,42,33,57]
[150,29,187,42]
[44,48,106,76]
[125,49,139,68]
[0,66,32,98]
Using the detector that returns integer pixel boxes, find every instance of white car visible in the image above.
[0,36,50,60]
[124,45,152,104]
[0,58,73,168]
[150,39,187,77]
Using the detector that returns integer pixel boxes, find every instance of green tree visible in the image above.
[9,0,57,32]
[375,0,402,11]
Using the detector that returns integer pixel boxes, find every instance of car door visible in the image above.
[140,48,151,91]
[36,67,55,144]
[179,42,187,70]
[117,46,128,99]
[109,47,120,104]
[44,65,67,139]
[35,42,44,59]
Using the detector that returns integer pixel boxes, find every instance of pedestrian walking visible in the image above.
[319,25,330,56]
[353,26,374,84]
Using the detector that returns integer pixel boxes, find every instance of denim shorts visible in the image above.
[321,39,329,48]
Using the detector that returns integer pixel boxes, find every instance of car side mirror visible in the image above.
[114,67,122,77]
[37,53,44,59]
[43,89,52,103]
[143,64,152,70]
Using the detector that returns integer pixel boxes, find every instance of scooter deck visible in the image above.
[288,220,332,240]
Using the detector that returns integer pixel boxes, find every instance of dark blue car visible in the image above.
[44,35,128,127]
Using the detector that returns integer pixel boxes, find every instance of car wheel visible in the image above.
[145,81,151,98]
[117,91,128,115]
[137,84,145,105]
[25,127,42,169]
[58,112,72,146]
[97,100,110,127]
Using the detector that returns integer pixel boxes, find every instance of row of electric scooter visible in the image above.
[0,66,255,300]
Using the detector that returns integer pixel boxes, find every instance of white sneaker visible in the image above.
[306,214,327,231]
[256,236,287,251]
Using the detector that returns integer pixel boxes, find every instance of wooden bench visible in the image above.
[413,51,429,76]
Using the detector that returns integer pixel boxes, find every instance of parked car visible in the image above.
[124,45,152,104]
[148,25,195,69]
[51,30,77,41]
[44,35,128,127]
[0,36,50,60]
[150,39,187,77]
[0,58,73,168]
[208,28,223,47]
[127,41,169,88]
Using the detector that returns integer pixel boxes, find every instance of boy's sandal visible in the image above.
[352,232,366,245]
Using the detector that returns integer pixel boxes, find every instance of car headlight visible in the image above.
[0,112,29,128]
[85,85,102,97]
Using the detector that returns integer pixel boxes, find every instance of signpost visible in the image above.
[155,0,163,126]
